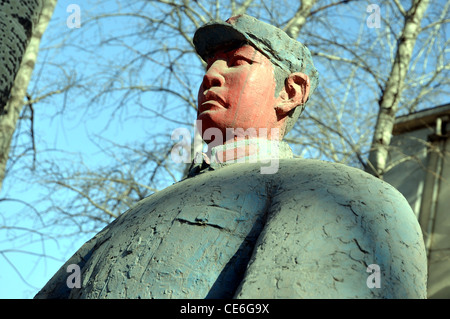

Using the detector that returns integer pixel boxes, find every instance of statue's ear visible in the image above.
[275,72,310,116]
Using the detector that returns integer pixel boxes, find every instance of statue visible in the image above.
[35,14,427,299]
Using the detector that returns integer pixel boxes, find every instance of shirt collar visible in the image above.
[187,138,293,177]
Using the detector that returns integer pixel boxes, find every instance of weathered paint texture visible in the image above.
[194,14,318,136]
[194,14,319,96]
[35,159,427,299]
[197,44,281,142]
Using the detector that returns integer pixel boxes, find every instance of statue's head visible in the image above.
[193,14,319,145]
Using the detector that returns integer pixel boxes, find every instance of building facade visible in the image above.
[384,103,450,298]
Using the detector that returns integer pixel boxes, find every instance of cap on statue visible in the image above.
[193,14,319,97]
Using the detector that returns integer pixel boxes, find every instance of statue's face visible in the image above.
[197,44,280,144]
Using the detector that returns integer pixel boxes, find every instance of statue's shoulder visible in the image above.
[278,157,372,178]
[278,158,406,201]
[276,158,422,235]
[236,158,428,298]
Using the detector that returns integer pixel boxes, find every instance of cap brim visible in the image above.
[193,22,248,61]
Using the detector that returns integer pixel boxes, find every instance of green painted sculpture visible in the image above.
[35,14,427,299]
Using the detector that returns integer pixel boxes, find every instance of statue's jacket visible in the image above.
[35,141,427,299]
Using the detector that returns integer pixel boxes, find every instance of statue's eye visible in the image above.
[229,56,252,67]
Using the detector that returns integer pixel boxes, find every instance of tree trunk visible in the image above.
[283,0,317,39]
[0,0,42,112]
[0,0,58,192]
[366,0,430,178]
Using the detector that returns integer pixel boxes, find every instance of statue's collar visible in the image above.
[187,138,293,178]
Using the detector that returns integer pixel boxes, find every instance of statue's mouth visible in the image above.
[199,91,226,114]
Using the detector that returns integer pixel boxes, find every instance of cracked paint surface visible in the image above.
[35,159,427,299]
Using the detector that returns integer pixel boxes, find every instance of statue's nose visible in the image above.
[202,63,225,90]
